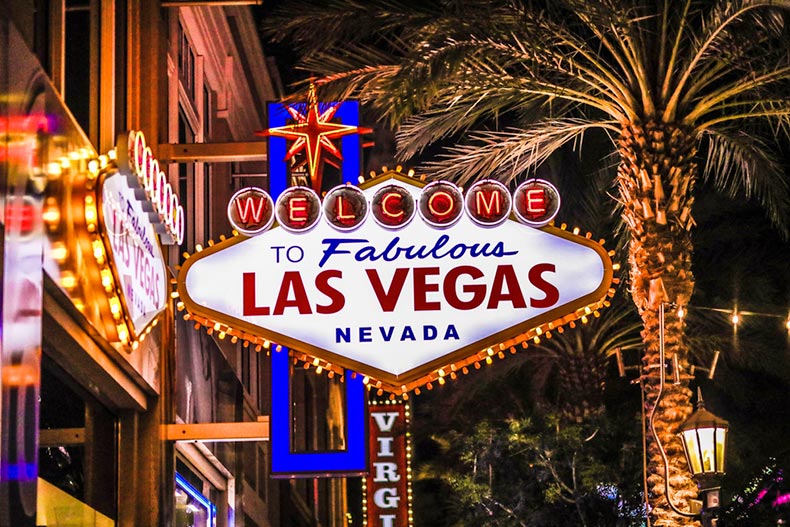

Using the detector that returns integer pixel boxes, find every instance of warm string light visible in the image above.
[674,303,790,334]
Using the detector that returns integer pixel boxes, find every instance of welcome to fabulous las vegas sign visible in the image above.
[176,170,614,394]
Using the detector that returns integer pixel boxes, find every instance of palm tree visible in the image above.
[265,1,790,524]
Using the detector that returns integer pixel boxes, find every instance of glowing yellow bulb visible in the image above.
[109,297,122,317]
[60,272,77,289]
[51,242,68,262]
[116,324,129,343]
[100,268,114,291]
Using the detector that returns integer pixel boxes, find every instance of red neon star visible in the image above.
[258,84,371,192]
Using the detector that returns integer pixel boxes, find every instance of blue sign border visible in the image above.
[270,348,367,476]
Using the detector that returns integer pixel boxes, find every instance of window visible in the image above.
[175,473,216,527]
[178,22,196,102]
[64,0,94,135]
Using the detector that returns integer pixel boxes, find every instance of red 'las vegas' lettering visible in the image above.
[365,264,558,312]
[242,270,345,316]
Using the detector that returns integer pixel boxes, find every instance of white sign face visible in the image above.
[101,172,167,336]
[179,176,612,389]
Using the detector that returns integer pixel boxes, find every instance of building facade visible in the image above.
[0,0,355,525]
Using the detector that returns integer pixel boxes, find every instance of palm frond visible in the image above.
[414,119,619,185]
[701,128,790,236]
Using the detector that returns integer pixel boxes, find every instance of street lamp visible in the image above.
[679,388,729,527]
[652,304,730,526]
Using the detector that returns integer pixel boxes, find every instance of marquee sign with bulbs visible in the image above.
[177,168,614,394]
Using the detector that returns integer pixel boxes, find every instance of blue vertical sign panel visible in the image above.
[267,101,366,475]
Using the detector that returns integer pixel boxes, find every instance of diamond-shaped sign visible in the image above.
[177,172,613,393]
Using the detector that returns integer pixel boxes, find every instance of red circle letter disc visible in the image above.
[371,184,415,229]
[513,179,561,227]
[418,181,464,228]
[227,187,275,235]
[275,186,322,232]
[323,184,368,231]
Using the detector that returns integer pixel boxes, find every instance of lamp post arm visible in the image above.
[648,303,698,518]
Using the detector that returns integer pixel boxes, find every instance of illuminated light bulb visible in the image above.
[581,315,589,324]
[231,336,238,343]
[560,223,567,230]
[218,332,226,339]
[533,336,540,344]
[462,367,469,374]
[194,322,201,330]
[117,324,129,343]
[474,362,481,370]
[407,169,415,177]
[785,313,790,332]
[170,291,179,299]
[487,348,494,356]
[92,241,105,263]
[677,306,686,320]
[50,242,68,262]
[85,204,97,225]
[131,340,139,350]
[613,263,621,271]
[42,205,60,226]
[60,157,70,169]
[303,362,310,370]
[328,370,335,379]
[414,387,421,395]
[485,356,493,365]
[362,376,370,385]
[109,297,122,317]
[255,344,261,351]
[176,302,185,311]
[60,272,77,289]
[108,148,117,160]
[497,351,505,359]
[450,372,457,380]
[195,244,203,252]
[100,269,114,291]
[438,377,445,385]
[206,328,213,335]
[438,368,445,377]
[572,226,580,235]
[47,162,62,176]
[88,159,99,174]
[731,311,740,325]
[593,310,600,318]
[426,382,433,390]
[403,393,409,400]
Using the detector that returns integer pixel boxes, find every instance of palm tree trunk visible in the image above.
[618,120,700,526]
